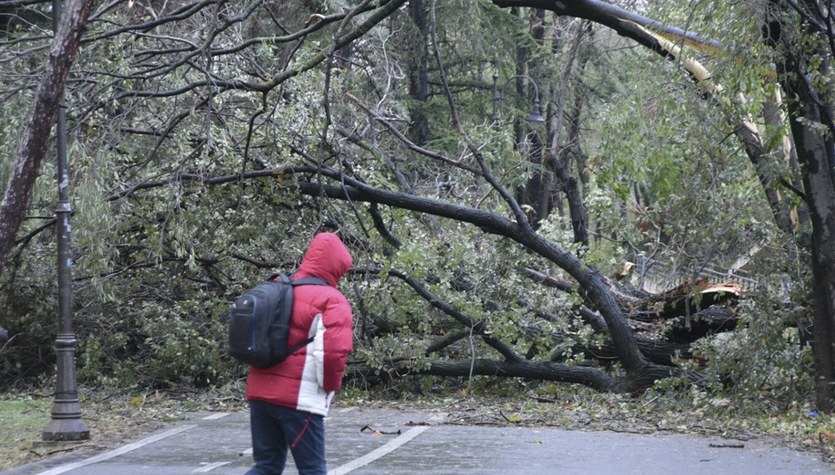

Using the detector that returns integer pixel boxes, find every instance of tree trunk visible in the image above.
[407,0,430,146]
[662,307,738,344]
[0,0,94,276]
[584,337,693,367]
[784,69,835,412]
[347,358,618,392]
[548,20,591,245]
[765,0,835,413]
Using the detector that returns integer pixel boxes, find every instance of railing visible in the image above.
[636,257,759,294]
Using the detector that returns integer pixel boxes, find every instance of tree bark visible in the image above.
[407,0,431,146]
[662,307,738,344]
[585,337,693,367]
[0,0,94,276]
[764,0,835,412]
[347,358,618,392]
[547,20,591,245]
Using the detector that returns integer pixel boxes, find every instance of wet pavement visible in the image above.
[2,406,833,475]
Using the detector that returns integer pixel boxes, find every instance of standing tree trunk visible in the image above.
[407,0,431,146]
[799,105,835,412]
[0,0,94,276]
[548,20,591,246]
[765,0,835,411]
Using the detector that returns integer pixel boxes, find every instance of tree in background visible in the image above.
[762,0,835,412]
[492,0,833,410]
[0,0,94,273]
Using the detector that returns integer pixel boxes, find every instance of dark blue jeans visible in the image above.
[244,400,326,475]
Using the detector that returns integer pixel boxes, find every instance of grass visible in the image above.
[0,397,52,470]
[0,388,237,472]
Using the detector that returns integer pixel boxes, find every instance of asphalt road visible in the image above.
[3,407,833,475]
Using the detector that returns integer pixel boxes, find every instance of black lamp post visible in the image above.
[42,0,89,442]
[491,72,545,127]
[492,71,500,126]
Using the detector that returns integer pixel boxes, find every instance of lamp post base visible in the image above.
[43,417,90,441]
[44,334,90,441]
[42,387,89,441]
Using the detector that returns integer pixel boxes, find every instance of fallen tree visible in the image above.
[343,254,721,392]
[93,157,742,393]
[347,358,619,393]
[524,267,742,343]
[99,158,740,392]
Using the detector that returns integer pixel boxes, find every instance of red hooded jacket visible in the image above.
[245,233,353,416]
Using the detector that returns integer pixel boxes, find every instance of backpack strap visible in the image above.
[291,276,329,287]
[286,335,315,355]
[268,274,329,287]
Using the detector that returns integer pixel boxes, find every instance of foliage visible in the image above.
[593,41,777,270]
[691,294,814,413]
[685,241,816,413]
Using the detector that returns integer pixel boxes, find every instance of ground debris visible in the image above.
[360,424,401,436]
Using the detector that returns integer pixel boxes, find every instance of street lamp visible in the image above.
[491,72,545,127]
[42,0,89,442]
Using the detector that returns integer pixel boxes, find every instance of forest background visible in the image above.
[2,0,835,465]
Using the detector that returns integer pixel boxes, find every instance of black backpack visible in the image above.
[227,274,328,368]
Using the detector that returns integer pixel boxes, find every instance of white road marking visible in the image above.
[202,412,230,420]
[35,425,196,475]
[192,461,232,472]
[327,425,430,475]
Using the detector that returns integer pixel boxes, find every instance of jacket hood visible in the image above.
[296,232,353,287]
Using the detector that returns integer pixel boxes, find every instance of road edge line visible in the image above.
[35,424,196,475]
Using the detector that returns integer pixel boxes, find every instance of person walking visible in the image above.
[244,232,354,475]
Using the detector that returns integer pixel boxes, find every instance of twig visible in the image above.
[360,424,401,436]
[709,442,745,449]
